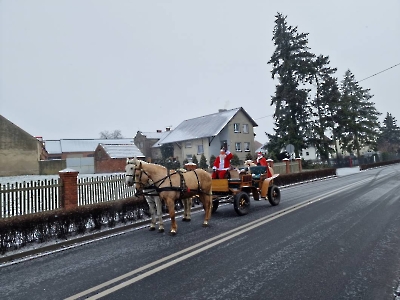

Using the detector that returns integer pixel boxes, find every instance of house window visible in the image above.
[233,123,240,133]
[186,154,193,162]
[306,152,309,156]
[235,142,242,152]
[185,141,192,148]
[197,145,204,154]
[244,142,250,152]
[243,124,249,134]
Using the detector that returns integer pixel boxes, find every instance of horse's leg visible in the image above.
[146,196,157,231]
[181,198,192,222]
[165,197,177,235]
[200,192,212,227]
[155,196,164,233]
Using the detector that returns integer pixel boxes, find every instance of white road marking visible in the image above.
[65,175,383,299]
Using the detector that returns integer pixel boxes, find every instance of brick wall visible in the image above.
[94,147,126,173]
[95,158,126,173]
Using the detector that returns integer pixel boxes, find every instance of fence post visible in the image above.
[296,157,302,172]
[282,158,290,174]
[59,169,79,210]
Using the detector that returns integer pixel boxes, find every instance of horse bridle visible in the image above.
[127,161,155,191]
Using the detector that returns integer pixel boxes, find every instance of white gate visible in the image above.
[66,157,95,174]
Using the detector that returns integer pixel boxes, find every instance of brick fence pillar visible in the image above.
[296,157,302,172]
[282,158,290,174]
[59,168,79,210]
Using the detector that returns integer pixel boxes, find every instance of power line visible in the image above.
[255,63,399,121]
[358,63,400,82]
[255,114,274,120]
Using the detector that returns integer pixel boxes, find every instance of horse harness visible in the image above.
[132,162,204,198]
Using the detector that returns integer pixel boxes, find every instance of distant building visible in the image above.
[134,129,171,162]
[156,107,258,165]
[44,138,136,174]
[0,115,48,176]
[94,143,145,173]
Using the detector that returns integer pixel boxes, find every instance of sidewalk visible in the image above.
[336,166,361,177]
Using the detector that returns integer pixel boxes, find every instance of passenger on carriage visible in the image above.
[256,152,268,167]
[212,147,233,179]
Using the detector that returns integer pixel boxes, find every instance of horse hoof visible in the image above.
[169,230,177,236]
[202,222,209,227]
[149,227,156,231]
[158,228,165,233]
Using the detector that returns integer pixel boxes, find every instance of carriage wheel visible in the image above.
[212,199,219,213]
[233,192,250,216]
[267,185,281,206]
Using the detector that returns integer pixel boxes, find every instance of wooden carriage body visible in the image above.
[211,166,280,216]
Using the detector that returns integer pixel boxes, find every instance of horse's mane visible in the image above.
[127,158,167,169]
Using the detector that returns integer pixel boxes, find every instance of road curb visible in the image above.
[0,206,204,267]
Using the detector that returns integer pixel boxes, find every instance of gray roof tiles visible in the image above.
[99,144,144,159]
[140,131,166,140]
[44,140,62,154]
[45,138,135,154]
[156,107,257,145]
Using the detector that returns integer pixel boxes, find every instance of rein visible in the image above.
[127,161,158,197]
[129,160,206,197]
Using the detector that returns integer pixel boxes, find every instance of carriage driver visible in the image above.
[212,147,233,179]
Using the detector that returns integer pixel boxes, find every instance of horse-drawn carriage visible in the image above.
[211,166,281,216]
[125,158,281,234]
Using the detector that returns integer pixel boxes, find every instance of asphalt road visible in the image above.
[1,164,400,300]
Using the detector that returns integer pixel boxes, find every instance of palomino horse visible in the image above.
[125,158,213,235]
[125,165,164,232]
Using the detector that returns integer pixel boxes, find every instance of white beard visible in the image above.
[219,154,226,161]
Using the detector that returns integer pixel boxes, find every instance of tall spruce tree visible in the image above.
[267,13,315,157]
[377,112,400,153]
[339,70,381,159]
[309,55,340,164]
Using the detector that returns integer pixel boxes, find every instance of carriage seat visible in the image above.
[249,166,267,179]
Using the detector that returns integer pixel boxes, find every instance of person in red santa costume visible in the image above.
[256,152,274,178]
[256,152,268,167]
[212,147,233,179]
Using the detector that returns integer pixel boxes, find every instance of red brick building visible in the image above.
[94,143,145,173]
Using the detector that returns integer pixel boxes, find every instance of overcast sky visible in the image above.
[1,1,399,144]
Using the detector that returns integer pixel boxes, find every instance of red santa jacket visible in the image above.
[213,151,233,170]
[257,156,267,167]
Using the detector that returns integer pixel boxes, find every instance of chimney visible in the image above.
[218,109,227,112]
[166,127,171,131]
[157,130,162,133]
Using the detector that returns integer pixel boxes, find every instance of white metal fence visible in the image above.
[0,179,61,218]
[0,173,135,218]
[78,174,136,206]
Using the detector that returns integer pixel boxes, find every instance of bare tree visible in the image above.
[99,130,124,139]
